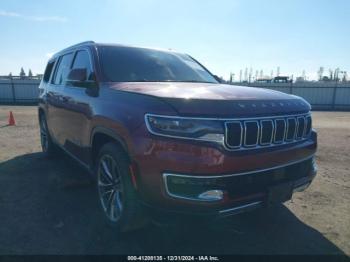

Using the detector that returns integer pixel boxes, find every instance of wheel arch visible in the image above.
[38,107,45,120]
[90,127,131,167]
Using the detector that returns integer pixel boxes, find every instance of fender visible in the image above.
[90,126,130,156]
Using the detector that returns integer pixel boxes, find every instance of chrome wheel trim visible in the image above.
[97,154,124,222]
[40,117,49,152]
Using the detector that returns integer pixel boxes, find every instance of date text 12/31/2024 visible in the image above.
[127,256,219,261]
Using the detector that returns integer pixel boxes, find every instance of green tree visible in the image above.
[20,67,26,79]
[28,69,33,77]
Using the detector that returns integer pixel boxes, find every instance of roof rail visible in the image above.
[58,41,95,53]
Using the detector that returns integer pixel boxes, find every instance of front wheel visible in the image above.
[95,142,148,232]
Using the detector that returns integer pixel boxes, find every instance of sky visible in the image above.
[0,0,349,80]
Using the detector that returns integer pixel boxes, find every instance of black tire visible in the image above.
[95,142,148,232]
[39,113,58,157]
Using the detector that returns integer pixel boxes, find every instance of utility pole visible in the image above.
[334,68,340,81]
[229,72,235,84]
[248,67,253,83]
[318,67,324,81]
[329,69,333,81]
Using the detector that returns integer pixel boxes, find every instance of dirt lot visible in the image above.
[0,106,349,255]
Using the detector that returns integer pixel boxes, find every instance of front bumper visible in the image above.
[143,174,315,221]
[163,155,316,201]
[132,126,317,214]
[138,154,317,219]
[160,155,317,217]
[217,175,315,218]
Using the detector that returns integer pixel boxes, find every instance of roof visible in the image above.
[50,41,178,61]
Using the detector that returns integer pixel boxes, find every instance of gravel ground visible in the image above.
[0,106,349,255]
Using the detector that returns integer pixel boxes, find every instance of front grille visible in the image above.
[225,113,311,150]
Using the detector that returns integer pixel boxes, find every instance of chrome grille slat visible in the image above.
[296,116,305,140]
[260,120,274,145]
[304,115,312,138]
[303,116,307,137]
[286,117,297,141]
[274,119,286,143]
[225,113,312,151]
[244,121,259,147]
[225,121,243,149]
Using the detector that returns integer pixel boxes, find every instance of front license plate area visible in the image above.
[267,182,293,206]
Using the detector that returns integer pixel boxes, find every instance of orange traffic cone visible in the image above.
[8,111,16,126]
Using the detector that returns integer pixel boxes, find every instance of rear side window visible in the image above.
[72,50,94,80]
[53,53,74,85]
[43,60,55,83]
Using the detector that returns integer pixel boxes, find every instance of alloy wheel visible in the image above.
[40,117,49,152]
[97,154,124,222]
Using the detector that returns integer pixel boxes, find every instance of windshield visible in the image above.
[98,46,218,83]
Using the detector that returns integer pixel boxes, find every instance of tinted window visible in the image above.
[43,60,55,83]
[98,46,217,83]
[53,53,74,85]
[72,50,94,80]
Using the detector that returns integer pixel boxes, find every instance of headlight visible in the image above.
[145,114,224,143]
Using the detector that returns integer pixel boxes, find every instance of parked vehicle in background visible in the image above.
[38,41,317,231]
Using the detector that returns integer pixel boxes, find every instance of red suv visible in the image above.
[38,41,317,231]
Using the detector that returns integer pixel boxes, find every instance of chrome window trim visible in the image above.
[260,119,274,145]
[145,112,312,151]
[274,119,286,144]
[224,121,243,149]
[244,121,259,147]
[163,154,315,200]
[286,117,297,142]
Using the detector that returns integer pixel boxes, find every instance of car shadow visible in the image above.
[0,152,346,255]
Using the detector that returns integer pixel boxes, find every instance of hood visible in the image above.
[108,82,310,117]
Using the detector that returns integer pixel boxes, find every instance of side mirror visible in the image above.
[67,68,87,82]
[66,68,97,88]
[213,75,222,83]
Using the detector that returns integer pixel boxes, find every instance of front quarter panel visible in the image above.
[89,84,178,158]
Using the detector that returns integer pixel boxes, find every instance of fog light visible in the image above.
[198,190,223,201]
[293,183,311,193]
[312,157,318,172]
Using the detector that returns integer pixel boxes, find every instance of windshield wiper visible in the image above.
[131,79,149,82]
[124,79,217,83]
[162,80,216,83]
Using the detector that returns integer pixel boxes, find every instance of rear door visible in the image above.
[46,53,74,145]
